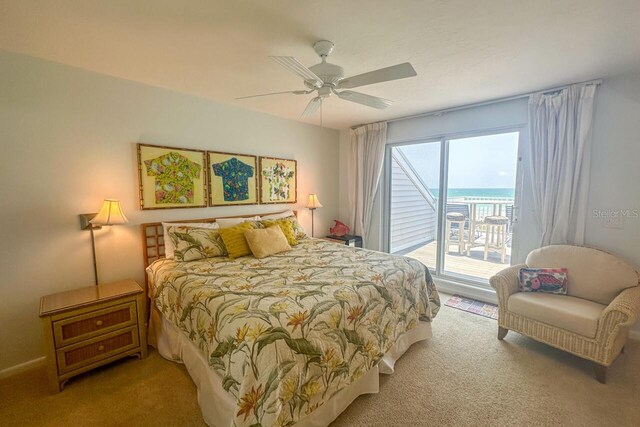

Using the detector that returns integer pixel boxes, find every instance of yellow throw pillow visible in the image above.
[244,226,292,259]
[260,219,298,246]
[218,222,255,259]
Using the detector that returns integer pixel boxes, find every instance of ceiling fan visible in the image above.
[236,40,417,119]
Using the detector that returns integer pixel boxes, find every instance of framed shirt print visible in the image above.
[137,143,208,210]
[207,151,258,206]
[259,156,297,204]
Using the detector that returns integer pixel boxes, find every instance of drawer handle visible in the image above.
[97,345,105,351]
[96,320,104,327]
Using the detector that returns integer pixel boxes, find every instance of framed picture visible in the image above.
[207,151,258,206]
[137,143,208,210]
[259,156,297,204]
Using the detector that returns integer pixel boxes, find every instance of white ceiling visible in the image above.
[2,0,639,130]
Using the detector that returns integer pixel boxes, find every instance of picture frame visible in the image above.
[207,151,258,206]
[137,143,208,210]
[258,156,297,204]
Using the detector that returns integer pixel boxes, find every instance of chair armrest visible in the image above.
[601,286,640,330]
[490,264,526,308]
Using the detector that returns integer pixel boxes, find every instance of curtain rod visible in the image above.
[350,78,602,129]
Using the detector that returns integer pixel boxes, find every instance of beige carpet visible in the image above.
[2,299,639,426]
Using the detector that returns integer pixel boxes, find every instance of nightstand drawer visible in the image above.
[53,302,137,348]
[56,326,139,374]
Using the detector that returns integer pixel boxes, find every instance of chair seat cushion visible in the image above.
[508,293,606,338]
[446,212,465,221]
[484,215,509,225]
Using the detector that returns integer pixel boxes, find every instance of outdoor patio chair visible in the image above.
[446,203,470,230]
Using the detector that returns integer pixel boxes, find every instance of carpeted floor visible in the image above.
[2,298,639,426]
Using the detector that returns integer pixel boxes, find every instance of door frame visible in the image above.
[384,125,526,288]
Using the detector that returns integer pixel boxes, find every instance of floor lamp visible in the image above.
[306,193,322,237]
[79,199,128,285]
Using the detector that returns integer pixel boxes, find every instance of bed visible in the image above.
[142,212,440,427]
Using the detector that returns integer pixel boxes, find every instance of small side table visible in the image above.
[39,279,147,392]
[323,234,363,248]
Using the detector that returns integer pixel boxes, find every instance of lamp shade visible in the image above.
[90,199,128,225]
[306,194,323,209]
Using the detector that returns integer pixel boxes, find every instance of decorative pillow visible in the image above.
[519,268,568,294]
[244,226,292,259]
[286,215,307,240]
[216,216,261,229]
[260,219,298,246]
[162,222,218,259]
[166,226,227,261]
[218,222,256,258]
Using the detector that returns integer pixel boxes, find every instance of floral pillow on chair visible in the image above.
[519,268,568,294]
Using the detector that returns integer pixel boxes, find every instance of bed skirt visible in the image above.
[149,307,432,427]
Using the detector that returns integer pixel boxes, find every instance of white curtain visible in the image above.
[529,83,597,246]
[347,122,387,245]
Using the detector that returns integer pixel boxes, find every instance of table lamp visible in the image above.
[79,199,128,285]
[306,193,322,237]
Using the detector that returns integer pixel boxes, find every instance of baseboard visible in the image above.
[434,277,497,304]
[0,356,46,379]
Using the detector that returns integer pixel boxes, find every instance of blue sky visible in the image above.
[396,132,519,189]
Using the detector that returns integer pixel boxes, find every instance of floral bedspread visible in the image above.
[147,239,440,427]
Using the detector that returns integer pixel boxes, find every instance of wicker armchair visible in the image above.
[490,245,640,383]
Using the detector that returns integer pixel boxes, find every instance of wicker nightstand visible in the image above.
[39,279,147,392]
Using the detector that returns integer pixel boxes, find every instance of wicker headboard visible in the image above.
[141,210,297,271]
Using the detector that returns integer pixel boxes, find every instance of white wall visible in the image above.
[0,51,339,372]
[585,73,640,268]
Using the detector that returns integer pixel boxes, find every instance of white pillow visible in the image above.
[261,210,295,220]
[162,222,218,259]
[216,216,261,229]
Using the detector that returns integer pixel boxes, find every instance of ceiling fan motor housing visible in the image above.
[303,40,344,90]
[307,61,344,88]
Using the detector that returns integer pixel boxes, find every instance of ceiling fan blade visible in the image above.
[270,56,323,88]
[338,62,417,89]
[301,97,322,117]
[236,90,310,100]
[336,90,393,109]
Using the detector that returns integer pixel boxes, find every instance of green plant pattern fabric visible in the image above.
[167,226,227,261]
[147,239,440,427]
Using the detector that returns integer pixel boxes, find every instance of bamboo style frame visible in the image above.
[138,143,297,208]
[137,143,209,210]
[258,156,298,204]
[207,150,259,207]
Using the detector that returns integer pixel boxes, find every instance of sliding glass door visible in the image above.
[387,130,521,284]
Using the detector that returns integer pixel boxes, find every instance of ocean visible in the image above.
[429,188,515,199]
